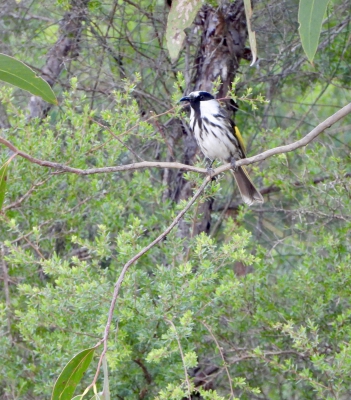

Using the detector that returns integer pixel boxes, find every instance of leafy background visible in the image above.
[0,0,351,399]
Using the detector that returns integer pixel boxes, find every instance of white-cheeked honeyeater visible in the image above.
[180,91,264,206]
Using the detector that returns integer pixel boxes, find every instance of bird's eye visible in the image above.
[199,95,203,100]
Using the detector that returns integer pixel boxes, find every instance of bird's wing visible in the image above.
[218,104,247,158]
[234,125,246,153]
[231,120,247,158]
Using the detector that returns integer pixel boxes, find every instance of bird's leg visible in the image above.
[230,157,238,172]
[206,158,215,180]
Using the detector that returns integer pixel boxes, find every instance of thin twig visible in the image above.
[89,117,144,161]
[3,177,51,211]
[202,322,235,399]
[218,102,351,173]
[0,244,12,341]
[133,359,152,384]
[165,319,192,400]
[0,138,206,175]
[210,190,235,237]
[2,214,46,259]
[85,177,211,392]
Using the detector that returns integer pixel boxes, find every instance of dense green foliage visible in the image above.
[1,0,351,399]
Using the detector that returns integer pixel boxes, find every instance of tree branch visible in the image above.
[85,177,211,392]
[215,102,351,174]
[1,102,350,179]
[28,0,90,119]
[1,102,349,395]
[78,102,351,392]
[0,142,206,175]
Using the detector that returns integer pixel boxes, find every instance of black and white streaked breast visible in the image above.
[188,92,242,163]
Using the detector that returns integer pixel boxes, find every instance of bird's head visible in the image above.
[179,91,215,103]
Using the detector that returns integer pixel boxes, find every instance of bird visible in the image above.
[180,91,264,206]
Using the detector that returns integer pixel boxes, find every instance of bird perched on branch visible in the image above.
[180,91,264,206]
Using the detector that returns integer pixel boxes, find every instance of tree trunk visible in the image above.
[176,0,249,240]
[28,0,89,119]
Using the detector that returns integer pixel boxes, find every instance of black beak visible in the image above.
[179,96,190,103]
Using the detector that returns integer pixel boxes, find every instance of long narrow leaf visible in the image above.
[298,0,330,63]
[166,0,203,62]
[0,53,57,104]
[243,0,257,66]
[51,347,95,400]
[0,164,8,211]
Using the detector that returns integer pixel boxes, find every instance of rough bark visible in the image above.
[176,0,249,239]
[176,1,250,394]
[194,2,248,96]
[28,0,89,119]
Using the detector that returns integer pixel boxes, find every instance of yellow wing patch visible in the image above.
[234,125,246,157]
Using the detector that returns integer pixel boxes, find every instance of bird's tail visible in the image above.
[231,166,264,206]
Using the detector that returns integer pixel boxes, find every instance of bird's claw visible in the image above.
[206,167,216,181]
[230,158,238,172]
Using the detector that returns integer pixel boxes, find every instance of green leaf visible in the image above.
[243,0,257,66]
[0,163,8,211]
[51,347,95,400]
[298,0,330,63]
[165,0,203,62]
[0,53,58,105]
